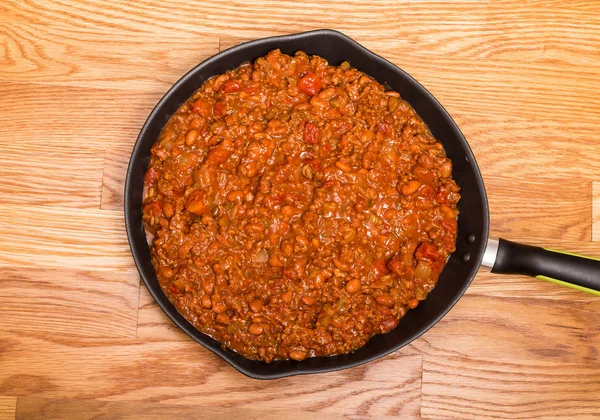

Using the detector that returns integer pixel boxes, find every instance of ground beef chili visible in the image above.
[142,49,460,362]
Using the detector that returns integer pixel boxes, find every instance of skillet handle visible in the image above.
[483,238,600,296]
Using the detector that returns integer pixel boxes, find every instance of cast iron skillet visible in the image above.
[125,29,600,379]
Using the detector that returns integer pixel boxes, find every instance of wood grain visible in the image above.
[101,146,132,211]
[0,142,104,209]
[0,83,161,148]
[0,205,131,271]
[1,0,600,418]
[0,9,219,90]
[421,357,600,419]
[0,397,16,420]
[411,280,600,365]
[5,1,600,54]
[486,177,590,241]
[0,268,140,340]
[593,182,600,241]
[15,397,350,420]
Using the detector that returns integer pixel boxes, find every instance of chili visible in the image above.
[142,49,460,362]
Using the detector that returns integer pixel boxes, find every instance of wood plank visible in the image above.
[0,267,139,339]
[0,12,219,90]
[593,182,600,241]
[0,396,16,420]
[0,205,132,272]
[5,1,600,66]
[469,269,600,302]
[411,285,600,366]
[421,356,600,419]
[15,397,350,420]
[0,142,104,209]
[0,84,160,148]
[486,177,591,241]
[0,335,421,419]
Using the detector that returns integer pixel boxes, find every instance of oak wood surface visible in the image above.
[1,1,599,419]
[15,397,351,420]
[0,398,16,420]
[593,182,600,241]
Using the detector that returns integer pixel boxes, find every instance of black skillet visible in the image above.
[125,29,600,379]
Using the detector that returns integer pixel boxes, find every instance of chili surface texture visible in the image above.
[142,50,460,362]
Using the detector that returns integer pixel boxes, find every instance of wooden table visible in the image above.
[1,1,599,418]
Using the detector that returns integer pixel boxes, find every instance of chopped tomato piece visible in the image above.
[213,102,227,116]
[186,190,210,215]
[416,242,440,261]
[442,219,457,235]
[414,166,435,184]
[372,258,390,277]
[192,99,212,118]
[143,200,162,217]
[297,72,322,96]
[388,256,403,276]
[304,122,319,144]
[419,185,434,199]
[144,167,160,185]
[222,80,242,93]
[306,159,322,172]
[205,138,233,166]
[435,185,449,204]
[377,122,392,136]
